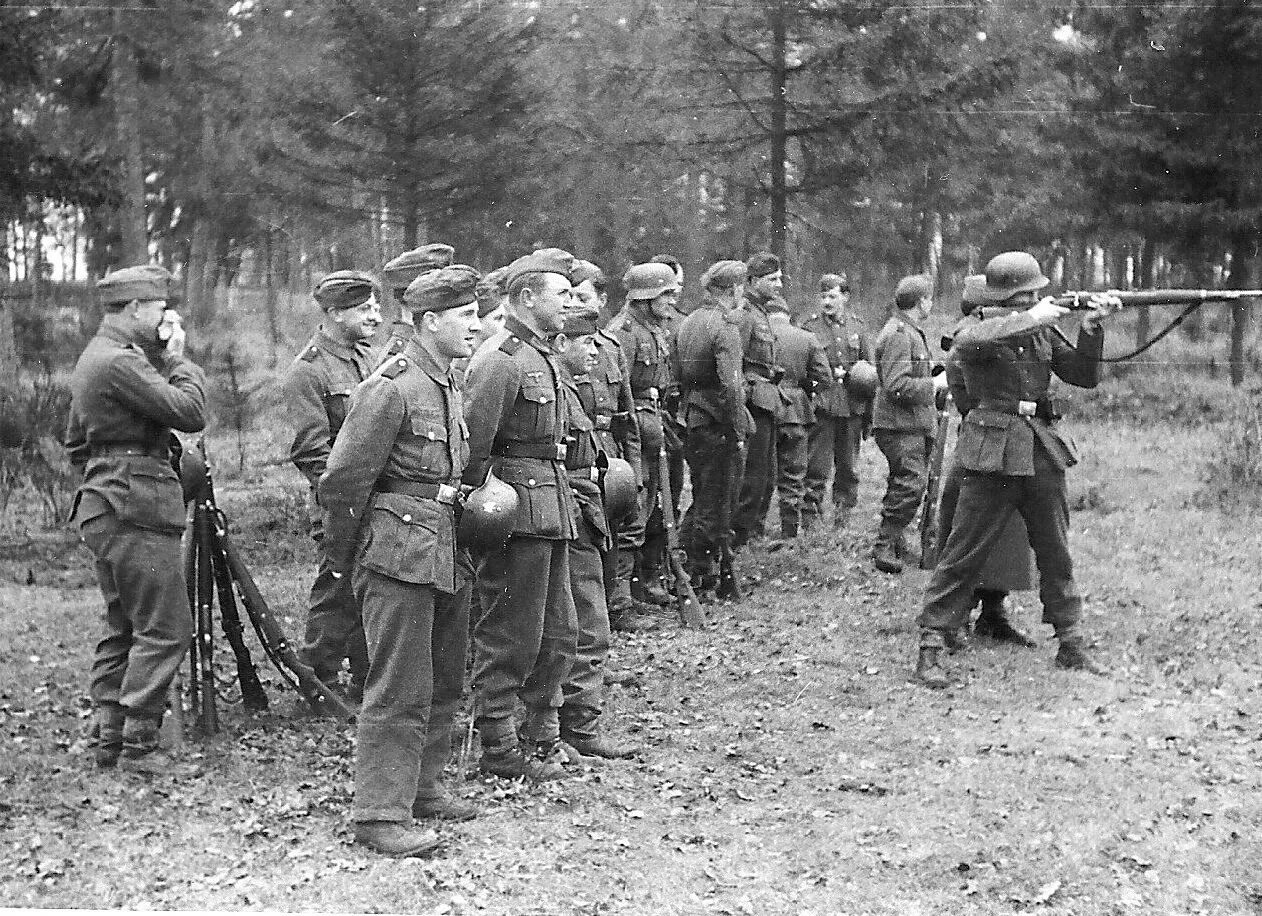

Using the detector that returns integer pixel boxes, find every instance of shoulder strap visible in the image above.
[379,354,410,379]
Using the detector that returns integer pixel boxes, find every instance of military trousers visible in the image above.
[775,421,809,535]
[681,418,744,577]
[920,448,1080,633]
[351,567,471,824]
[80,514,192,723]
[472,536,577,744]
[938,457,1036,593]
[873,429,931,532]
[300,538,369,693]
[732,405,777,545]
[805,413,864,515]
[561,515,610,720]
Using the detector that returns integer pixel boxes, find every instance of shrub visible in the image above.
[1199,387,1262,509]
[0,372,77,526]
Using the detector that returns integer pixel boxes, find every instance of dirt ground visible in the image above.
[2,412,1260,915]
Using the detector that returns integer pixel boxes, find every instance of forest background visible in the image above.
[2,0,1261,421]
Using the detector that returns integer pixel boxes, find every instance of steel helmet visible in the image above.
[981,251,1048,302]
[844,359,878,400]
[179,446,208,504]
[601,457,638,523]
[458,470,518,551]
[623,262,679,301]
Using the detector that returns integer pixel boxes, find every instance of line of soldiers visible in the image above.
[64,245,1116,861]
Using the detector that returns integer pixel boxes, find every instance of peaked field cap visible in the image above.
[404,264,481,313]
[97,264,180,306]
[383,243,456,291]
[314,270,377,310]
[819,272,850,292]
[746,251,781,278]
[981,251,1049,302]
[623,262,679,300]
[894,274,934,309]
[699,259,747,290]
[561,305,601,337]
[961,274,988,312]
[504,248,576,289]
[571,259,605,287]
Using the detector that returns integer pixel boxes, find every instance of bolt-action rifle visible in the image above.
[656,435,705,627]
[919,394,952,570]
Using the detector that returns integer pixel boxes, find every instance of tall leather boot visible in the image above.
[91,704,125,769]
[974,590,1037,647]
[914,628,950,689]
[1053,626,1108,676]
[872,525,903,574]
[779,510,800,540]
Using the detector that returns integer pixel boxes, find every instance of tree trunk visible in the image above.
[768,0,788,262]
[112,8,147,266]
[1135,237,1157,348]
[1228,230,1255,387]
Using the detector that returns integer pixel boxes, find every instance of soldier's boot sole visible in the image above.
[353,821,444,858]
[479,751,566,782]
[561,733,641,760]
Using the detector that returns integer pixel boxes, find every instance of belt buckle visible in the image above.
[555,443,568,461]
[647,386,659,401]
[1018,400,1037,417]
[437,483,459,504]
[589,467,600,482]
[595,415,611,430]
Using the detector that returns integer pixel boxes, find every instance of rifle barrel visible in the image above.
[1058,289,1262,310]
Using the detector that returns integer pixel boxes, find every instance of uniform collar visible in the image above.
[823,309,848,325]
[317,324,370,359]
[406,336,456,386]
[98,322,138,347]
[502,314,555,353]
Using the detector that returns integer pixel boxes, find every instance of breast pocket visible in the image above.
[519,382,556,438]
[408,412,452,477]
[119,463,187,532]
[495,462,565,537]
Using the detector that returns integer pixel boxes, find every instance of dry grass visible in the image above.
[2,405,1261,915]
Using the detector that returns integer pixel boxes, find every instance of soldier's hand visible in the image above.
[1081,293,1122,332]
[160,310,186,358]
[932,372,949,391]
[1027,297,1070,326]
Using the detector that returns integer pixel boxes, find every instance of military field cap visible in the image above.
[97,264,179,306]
[961,274,987,313]
[699,259,747,290]
[623,262,679,300]
[404,264,481,314]
[561,305,601,337]
[894,274,934,310]
[746,251,781,279]
[504,247,576,291]
[314,270,376,310]
[819,272,850,293]
[571,259,605,288]
[981,251,1049,302]
[383,243,455,293]
[475,266,509,317]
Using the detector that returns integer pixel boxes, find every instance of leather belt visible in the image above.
[90,442,166,459]
[566,466,601,482]
[632,386,659,402]
[374,478,460,504]
[494,442,568,461]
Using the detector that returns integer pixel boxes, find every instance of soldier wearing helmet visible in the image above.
[281,270,383,707]
[462,248,581,782]
[319,264,483,856]
[606,261,681,610]
[730,251,786,548]
[934,274,1038,651]
[871,274,947,575]
[915,251,1119,689]
[552,306,642,760]
[64,264,206,777]
[803,272,876,530]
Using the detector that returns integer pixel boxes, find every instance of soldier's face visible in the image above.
[333,295,383,341]
[132,299,167,341]
[428,303,482,359]
[648,288,679,320]
[527,274,572,334]
[573,280,606,313]
[478,305,505,343]
[820,287,849,313]
[561,333,598,375]
[753,271,783,298]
